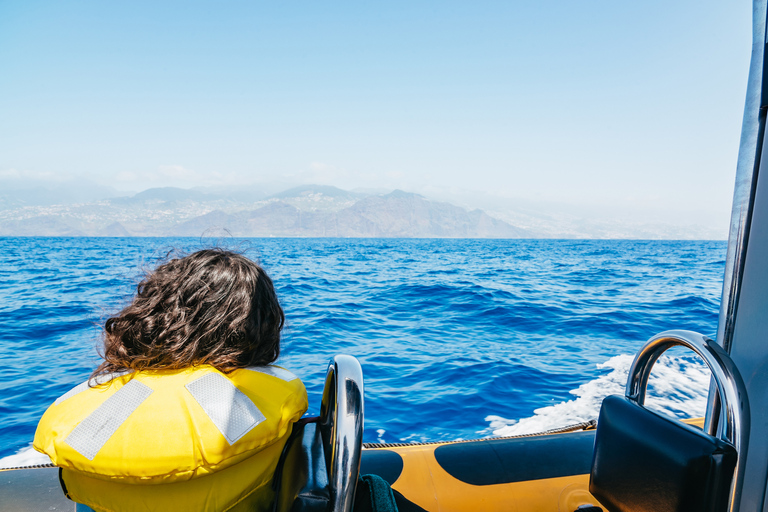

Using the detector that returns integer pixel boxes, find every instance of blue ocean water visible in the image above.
[0,238,726,460]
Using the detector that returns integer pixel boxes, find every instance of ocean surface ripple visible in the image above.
[0,238,725,463]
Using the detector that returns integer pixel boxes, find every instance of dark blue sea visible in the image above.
[0,238,726,464]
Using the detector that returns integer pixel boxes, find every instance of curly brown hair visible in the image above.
[93,249,284,377]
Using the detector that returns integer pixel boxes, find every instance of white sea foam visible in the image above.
[0,443,52,469]
[486,353,711,437]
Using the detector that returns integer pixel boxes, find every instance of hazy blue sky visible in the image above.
[0,1,752,228]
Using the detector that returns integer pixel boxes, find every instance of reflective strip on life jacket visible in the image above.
[65,380,154,460]
[247,366,298,382]
[185,372,266,445]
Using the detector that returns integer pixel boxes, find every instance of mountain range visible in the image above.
[0,185,531,238]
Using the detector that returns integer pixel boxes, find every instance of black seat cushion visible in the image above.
[590,395,737,512]
[273,420,330,512]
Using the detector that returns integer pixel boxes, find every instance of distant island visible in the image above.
[0,185,530,238]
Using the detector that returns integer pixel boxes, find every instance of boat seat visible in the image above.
[589,330,748,512]
[273,418,331,512]
[590,395,736,512]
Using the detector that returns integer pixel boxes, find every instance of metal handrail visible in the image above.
[625,330,750,512]
[319,355,364,512]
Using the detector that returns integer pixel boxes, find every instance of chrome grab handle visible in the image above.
[625,330,750,511]
[320,355,364,512]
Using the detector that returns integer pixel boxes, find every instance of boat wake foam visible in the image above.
[485,353,710,437]
[0,443,52,469]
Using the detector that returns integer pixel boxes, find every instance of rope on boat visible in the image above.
[362,419,597,449]
[0,462,56,471]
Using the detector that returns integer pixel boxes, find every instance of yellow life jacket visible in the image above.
[33,365,308,512]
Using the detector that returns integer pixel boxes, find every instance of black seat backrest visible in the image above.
[273,420,331,512]
[590,395,737,512]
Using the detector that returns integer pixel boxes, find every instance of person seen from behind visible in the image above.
[34,248,307,512]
